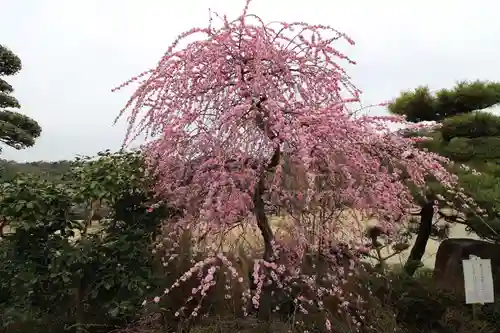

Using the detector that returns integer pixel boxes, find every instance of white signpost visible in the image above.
[462,255,495,318]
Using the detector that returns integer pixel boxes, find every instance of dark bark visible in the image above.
[251,95,280,262]
[404,200,435,276]
[253,147,280,261]
[252,147,281,321]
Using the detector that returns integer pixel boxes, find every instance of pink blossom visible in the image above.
[325,318,332,331]
[114,0,464,324]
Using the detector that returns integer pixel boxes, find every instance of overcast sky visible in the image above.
[1,0,500,162]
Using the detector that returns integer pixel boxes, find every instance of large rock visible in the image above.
[433,238,500,297]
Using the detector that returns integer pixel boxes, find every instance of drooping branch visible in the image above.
[438,210,467,224]
[114,1,467,321]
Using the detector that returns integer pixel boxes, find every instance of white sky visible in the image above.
[1,0,500,162]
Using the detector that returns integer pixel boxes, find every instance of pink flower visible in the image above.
[325,319,332,331]
[114,0,465,324]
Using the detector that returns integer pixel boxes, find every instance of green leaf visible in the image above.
[109,307,120,318]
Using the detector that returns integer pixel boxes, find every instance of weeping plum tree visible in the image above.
[114,0,463,328]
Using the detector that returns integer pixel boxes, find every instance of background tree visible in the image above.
[388,81,500,122]
[0,150,173,332]
[0,45,41,152]
[388,81,500,275]
[0,159,71,182]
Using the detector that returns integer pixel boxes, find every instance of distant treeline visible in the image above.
[0,159,72,181]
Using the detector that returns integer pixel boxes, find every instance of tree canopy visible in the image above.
[0,158,71,182]
[388,80,500,123]
[0,45,41,152]
[389,81,500,242]
[114,0,464,323]
[0,150,172,331]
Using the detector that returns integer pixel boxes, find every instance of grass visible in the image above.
[189,209,481,269]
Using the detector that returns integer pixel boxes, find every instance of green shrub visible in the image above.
[364,268,499,333]
[0,151,176,333]
[440,111,500,142]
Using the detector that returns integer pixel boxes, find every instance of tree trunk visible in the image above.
[404,200,435,276]
[253,147,280,261]
[252,148,280,321]
[254,175,274,261]
[251,97,282,320]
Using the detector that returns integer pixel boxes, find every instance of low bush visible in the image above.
[365,267,499,333]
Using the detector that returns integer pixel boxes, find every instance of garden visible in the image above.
[1,1,500,332]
